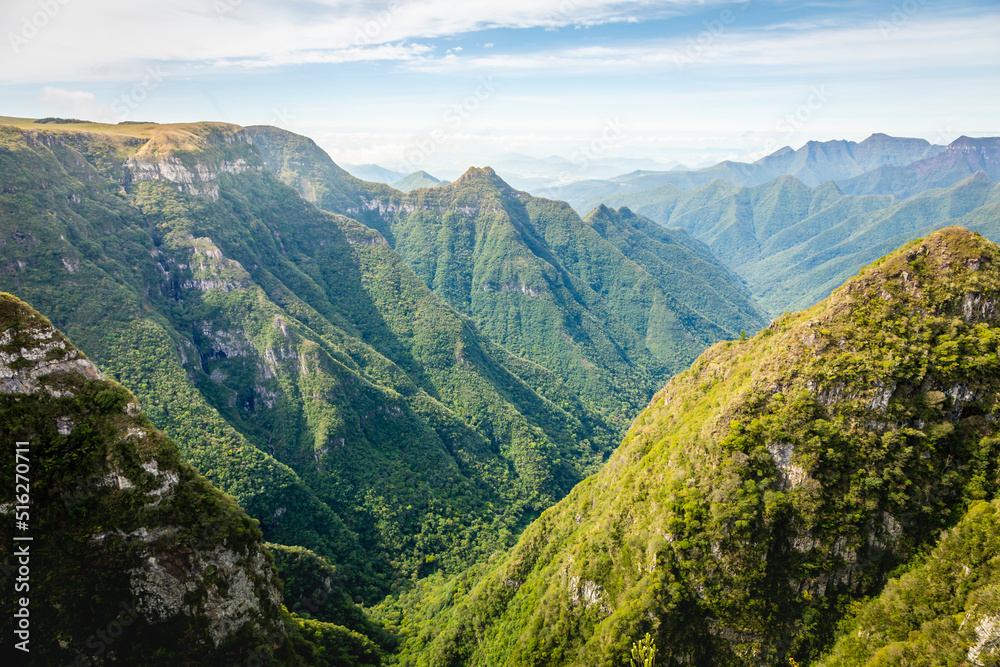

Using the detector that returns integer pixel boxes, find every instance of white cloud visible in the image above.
[38,87,113,122]
[0,0,706,83]
[402,12,1000,74]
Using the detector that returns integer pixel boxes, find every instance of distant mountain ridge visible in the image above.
[391,170,447,192]
[549,133,991,211]
[837,135,1000,198]
[340,163,407,184]
[582,166,1000,315]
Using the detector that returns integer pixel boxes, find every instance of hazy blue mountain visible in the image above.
[341,163,408,184]
[548,134,947,212]
[390,170,448,192]
[837,135,1000,198]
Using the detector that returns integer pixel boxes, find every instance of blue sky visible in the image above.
[1,0,998,176]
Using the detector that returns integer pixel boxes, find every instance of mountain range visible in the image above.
[1,115,999,666]
[560,135,1000,316]
[248,125,768,428]
[0,116,760,608]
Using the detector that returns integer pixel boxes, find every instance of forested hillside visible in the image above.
[0,293,380,665]
[249,126,768,428]
[376,228,1000,666]
[0,119,621,606]
[587,171,1000,314]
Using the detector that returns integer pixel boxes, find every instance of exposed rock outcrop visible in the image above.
[0,293,292,664]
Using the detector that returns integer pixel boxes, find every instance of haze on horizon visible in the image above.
[1,0,998,179]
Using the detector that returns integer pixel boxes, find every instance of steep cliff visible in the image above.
[0,293,321,664]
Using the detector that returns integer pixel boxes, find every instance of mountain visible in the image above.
[248,126,769,430]
[0,117,623,605]
[0,293,380,665]
[569,135,994,215]
[581,204,771,352]
[341,163,408,184]
[484,153,683,192]
[584,170,1000,315]
[837,136,1000,198]
[378,227,1000,666]
[544,134,948,211]
[391,171,448,192]
[752,134,943,186]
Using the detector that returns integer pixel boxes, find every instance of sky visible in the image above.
[1,0,999,179]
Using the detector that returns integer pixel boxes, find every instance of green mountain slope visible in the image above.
[587,171,1000,315]
[247,126,768,430]
[0,119,616,602]
[0,293,379,666]
[378,227,1000,666]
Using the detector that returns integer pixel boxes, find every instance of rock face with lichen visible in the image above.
[0,293,296,665]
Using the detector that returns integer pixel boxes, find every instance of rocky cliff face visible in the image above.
[910,136,1000,181]
[123,124,263,200]
[0,293,294,665]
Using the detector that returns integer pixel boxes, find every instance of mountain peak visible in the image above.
[949,135,1000,150]
[454,165,514,191]
[457,165,496,180]
[834,226,991,307]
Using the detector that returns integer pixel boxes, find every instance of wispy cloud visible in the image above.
[3,0,997,168]
[0,0,709,83]
[401,12,1000,74]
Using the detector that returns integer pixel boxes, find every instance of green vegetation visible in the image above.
[586,171,1000,316]
[373,227,1000,666]
[6,116,997,665]
[816,499,1000,666]
[249,126,768,433]
[630,633,656,667]
[0,119,613,612]
[0,292,370,665]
